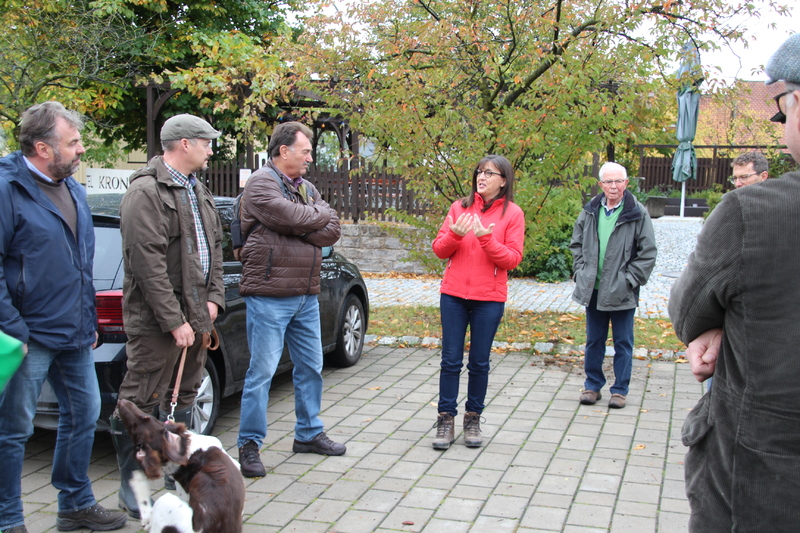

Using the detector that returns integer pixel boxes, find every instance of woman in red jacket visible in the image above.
[430,155,525,450]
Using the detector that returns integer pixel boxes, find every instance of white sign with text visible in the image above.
[85,169,134,195]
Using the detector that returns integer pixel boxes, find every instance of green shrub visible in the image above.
[512,223,574,282]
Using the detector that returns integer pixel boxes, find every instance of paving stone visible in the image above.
[19,286,703,533]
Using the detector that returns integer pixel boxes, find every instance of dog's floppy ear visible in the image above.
[162,426,189,464]
[139,445,164,479]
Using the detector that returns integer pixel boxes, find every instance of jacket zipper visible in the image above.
[264,249,273,280]
[306,247,318,293]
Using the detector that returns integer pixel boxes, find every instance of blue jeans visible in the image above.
[584,289,636,396]
[0,341,100,529]
[438,294,505,416]
[238,294,325,447]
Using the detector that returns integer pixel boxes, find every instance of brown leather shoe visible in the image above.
[239,440,266,478]
[432,412,455,450]
[579,390,601,405]
[56,503,127,531]
[609,393,627,409]
[463,412,483,447]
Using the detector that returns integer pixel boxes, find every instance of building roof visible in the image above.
[696,80,786,147]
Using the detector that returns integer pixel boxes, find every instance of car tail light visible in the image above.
[96,290,125,334]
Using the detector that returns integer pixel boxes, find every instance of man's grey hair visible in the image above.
[19,101,84,157]
[268,122,313,158]
[731,151,769,174]
[161,138,197,152]
[598,161,628,181]
[785,81,800,93]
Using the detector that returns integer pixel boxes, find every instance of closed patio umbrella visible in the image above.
[671,43,703,217]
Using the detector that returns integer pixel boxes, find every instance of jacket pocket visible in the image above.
[605,270,633,308]
[731,442,800,530]
[682,392,712,446]
[264,248,274,281]
[13,256,25,314]
[682,393,713,518]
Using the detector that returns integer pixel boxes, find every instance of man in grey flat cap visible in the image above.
[669,33,800,532]
[109,114,226,517]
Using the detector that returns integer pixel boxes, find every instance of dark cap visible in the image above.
[766,33,800,85]
[160,114,221,141]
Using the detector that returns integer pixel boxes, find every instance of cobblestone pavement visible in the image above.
[19,345,700,533]
[17,217,704,532]
[365,217,703,319]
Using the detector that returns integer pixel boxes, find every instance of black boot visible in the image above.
[110,416,141,519]
[158,406,194,490]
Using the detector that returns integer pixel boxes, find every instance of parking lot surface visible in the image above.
[17,216,703,532]
[20,344,700,533]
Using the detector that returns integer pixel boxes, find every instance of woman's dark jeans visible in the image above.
[438,293,505,416]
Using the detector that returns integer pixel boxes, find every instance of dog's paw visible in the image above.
[130,470,154,526]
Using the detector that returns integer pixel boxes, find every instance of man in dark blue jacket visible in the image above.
[0,102,127,533]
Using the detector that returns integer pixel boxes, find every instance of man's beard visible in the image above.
[48,150,79,181]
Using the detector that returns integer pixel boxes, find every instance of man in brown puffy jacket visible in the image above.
[235,122,343,478]
[110,114,226,517]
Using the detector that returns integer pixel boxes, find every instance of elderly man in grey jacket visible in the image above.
[570,162,657,409]
[669,33,800,532]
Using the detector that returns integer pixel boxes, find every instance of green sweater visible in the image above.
[595,200,623,288]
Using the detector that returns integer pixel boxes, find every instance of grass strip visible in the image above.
[368,306,684,351]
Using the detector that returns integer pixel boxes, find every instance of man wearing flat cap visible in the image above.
[669,33,800,532]
[109,114,226,517]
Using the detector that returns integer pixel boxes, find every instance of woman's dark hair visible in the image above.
[460,154,514,216]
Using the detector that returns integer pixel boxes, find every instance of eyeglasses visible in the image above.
[771,90,795,124]
[476,169,503,178]
[599,179,627,185]
[729,172,760,184]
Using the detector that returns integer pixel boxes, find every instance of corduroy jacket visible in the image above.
[670,171,800,532]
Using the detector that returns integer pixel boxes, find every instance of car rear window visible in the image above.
[93,225,123,290]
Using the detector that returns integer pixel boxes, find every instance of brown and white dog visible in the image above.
[117,399,245,533]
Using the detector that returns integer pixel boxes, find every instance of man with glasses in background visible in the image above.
[729,151,769,188]
[569,162,657,409]
[670,33,800,531]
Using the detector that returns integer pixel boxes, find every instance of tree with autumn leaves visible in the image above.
[0,0,295,160]
[0,0,791,272]
[267,0,789,270]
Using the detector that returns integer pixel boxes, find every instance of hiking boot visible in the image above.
[56,503,127,531]
[463,411,483,447]
[432,412,455,450]
[293,432,346,456]
[579,390,601,405]
[238,440,266,478]
[609,393,627,409]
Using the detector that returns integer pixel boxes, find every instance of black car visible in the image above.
[34,194,369,434]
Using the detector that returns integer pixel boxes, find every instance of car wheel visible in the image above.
[327,293,365,367]
[192,358,220,435]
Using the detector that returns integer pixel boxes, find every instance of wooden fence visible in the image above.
[636,144,789,194]
[199,164,426,222]
[639,156,733,195]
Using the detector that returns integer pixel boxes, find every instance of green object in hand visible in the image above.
[0,331,25,392]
